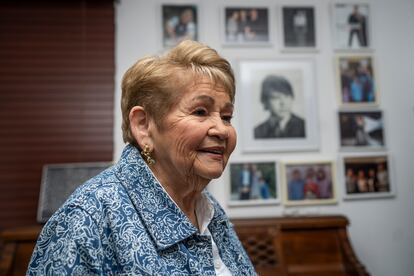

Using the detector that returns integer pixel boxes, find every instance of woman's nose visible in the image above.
[208,117,229,140]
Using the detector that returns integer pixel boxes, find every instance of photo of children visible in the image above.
[339,111,384,148]
[224,7,269,44]
[229,162,278,204]
[163,5,197,47]
[338,56,376,105]
[344,155,391,197]
[284,162,336,205]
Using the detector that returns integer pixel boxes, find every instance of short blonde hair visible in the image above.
[121,40,235,146]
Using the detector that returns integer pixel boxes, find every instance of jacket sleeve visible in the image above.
[27,206,104,275]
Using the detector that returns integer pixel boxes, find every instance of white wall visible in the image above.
[115,0,414,275]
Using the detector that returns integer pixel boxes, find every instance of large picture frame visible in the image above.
[338,110,385,150]
[282,161,337,206]
[221,5,271,46]
[340,153,395,200]
[228,161,280,206]
[37,162,112,223]
[238,59,319,152]
[279,5,317,51]
[162,4,198,48]
[332,2,371,50]
[336,54,378,107]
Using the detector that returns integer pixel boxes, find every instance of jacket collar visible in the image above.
[114,144,198,251]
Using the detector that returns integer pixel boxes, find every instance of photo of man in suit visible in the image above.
[254,75,306,139]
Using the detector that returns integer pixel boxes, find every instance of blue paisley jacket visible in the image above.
[27,144,257,275]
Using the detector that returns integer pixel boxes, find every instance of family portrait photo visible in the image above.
[339,111,384,149]
[281,6,316,49]
[333,3,370,49]
[239,59,319,152]
[283,162,336,206]
[337,55,377,105]
[223,7,269,45]
[342,154,393,199]
[162,5,198,47]
[229,162,279,206]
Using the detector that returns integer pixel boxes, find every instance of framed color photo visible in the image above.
[336,55,378,106]
[238,59,319,152]
[281,6,316,50]
[229,161,279,206]
[162,5,198,47]
[222,6,270,46]
[338,110,385,150]
[282,161,337,206]
[332,2,371,50]
[340,153,394,200]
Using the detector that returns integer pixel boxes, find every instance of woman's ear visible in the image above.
[129,106,152,149]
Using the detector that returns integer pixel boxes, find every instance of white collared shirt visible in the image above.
[196,194,233,276]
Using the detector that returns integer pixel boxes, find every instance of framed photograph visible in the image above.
[222,6,271,46]
[338,110,385,150]
[162,4,198,48]
[332,2,371,50]
[280,6,316,50]
[229,161,279,206]
[238,59,319,152]
[336,55,378,106]
[37,162,112,223]
[282,161,337,206]
[340,153,394,199]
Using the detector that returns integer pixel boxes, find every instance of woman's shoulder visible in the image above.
[50,166,134,227]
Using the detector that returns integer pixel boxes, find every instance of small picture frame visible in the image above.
[340,153,394,200]
[282,161,337,206]
[332,2,371,50]
[238,59,319,152]
[222,6,271,46]
[162,4,198,48]
[280,5,317,50]
[336,54,378,107]
[228,161,279,206]
[338,110,385,150]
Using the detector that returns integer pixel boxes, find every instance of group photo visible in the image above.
[224,7,269,44]
[284,162,336,205]
[343,155,391,198]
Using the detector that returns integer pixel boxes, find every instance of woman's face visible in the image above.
[150,77,237,187]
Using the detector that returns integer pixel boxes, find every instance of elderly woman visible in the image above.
[27,40,257,275]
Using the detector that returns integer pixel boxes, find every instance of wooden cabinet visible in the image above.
[0,215,369,275]
[233,215,369,276]
[0,226,41,276]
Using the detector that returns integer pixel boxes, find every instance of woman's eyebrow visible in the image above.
[192,95,215,105]
[192,95,234,110]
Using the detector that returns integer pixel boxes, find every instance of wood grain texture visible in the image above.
[0,0,115,229]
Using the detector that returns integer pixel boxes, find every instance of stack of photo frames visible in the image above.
[160,2,394,208]
[333,3,394,202]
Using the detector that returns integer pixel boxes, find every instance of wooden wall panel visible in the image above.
[0,0,114,229]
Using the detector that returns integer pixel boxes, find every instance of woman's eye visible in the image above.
[193,108,207,116]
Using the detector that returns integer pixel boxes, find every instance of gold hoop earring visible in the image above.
[142,145,155,165]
